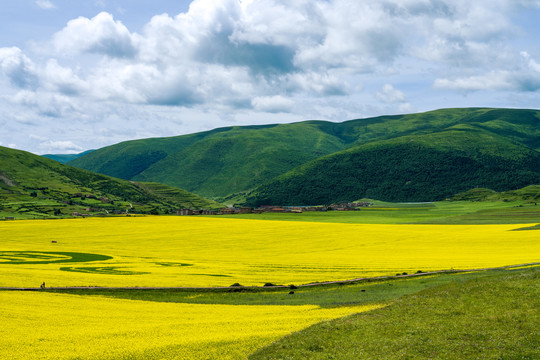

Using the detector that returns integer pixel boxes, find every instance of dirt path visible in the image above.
[1,262,538,292]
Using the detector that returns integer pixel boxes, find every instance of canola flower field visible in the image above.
[1,216,539,359]
[1,216,539,288]
[0,290,381,359]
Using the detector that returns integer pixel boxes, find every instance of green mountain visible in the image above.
[68,108,540,204]
[246,125,540,205]
[68,123,350,198]
[0,146,222,219]
[42,150,95,164]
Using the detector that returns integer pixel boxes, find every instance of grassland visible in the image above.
[217,200,540,224]
[250,266,540,360]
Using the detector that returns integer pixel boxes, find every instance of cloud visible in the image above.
[0,47,39,89]
[29,134,48,142]
[30,134,84,154]
[376,84,406,103]
[44,59,87,95]
[53,12,137,58]
[433,72,514,91]
[36,0,55,10]
[286,72,350,96]
[251,95,294,113]
[4,0,540,155]
[433,51,540,92]
[31,1,540,108]
[38,140,84,153]
[13,90,79,118]
[294,2,404,71]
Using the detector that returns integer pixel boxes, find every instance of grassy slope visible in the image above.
[68,108,540,201]
[0,146,221,218]
[246,122,540,205]
[69,122,348,198]
[134,182,222,210]
[250,266,540,360]
[132,122,347,197]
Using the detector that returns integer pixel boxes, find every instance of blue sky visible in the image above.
[1,0,540,154]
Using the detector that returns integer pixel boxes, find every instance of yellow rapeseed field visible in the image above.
[1,216,538,359]
[1,216,538,287]
[0,291,381,359]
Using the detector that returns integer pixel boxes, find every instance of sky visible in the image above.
[1,0,540,154]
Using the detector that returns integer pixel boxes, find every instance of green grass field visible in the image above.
[215,200,540,224]
[250,266,540,360]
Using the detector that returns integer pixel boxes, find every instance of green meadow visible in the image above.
[250,266,540,360]
[216,200,540,224]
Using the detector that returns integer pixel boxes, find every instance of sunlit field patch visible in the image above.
[1,216,538,287]
[0,291,380,360]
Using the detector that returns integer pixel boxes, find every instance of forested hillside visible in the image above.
[245,126,540,205]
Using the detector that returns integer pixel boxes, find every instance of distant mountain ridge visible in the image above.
[67,108,540,204]
[42,150,95,164]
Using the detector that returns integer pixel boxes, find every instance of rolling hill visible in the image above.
[245,125,540,205]
[68,122,349,198]
[67,108,540,204]
[0,146,222,219]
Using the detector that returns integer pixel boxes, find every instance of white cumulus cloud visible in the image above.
[0,47,39,89]
[251,95,294,113]
[376,84,406,103]
[38,140,83,153]
[53,12,137,58]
